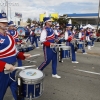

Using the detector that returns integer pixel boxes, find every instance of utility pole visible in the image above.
[5,0,8,20]
[9,7,11,20]
[97,0,100,31]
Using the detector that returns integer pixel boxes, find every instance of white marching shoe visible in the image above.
[52,74,61,79]
[88,46,91,50]
[36,67,38,69]
[83,52,87,54]
[36,47,40,49]
[72,61,79,63]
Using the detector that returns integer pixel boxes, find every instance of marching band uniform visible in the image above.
[35,26,42,41]
[0,13,30,100]
[54,24,64,44]
[24,26,30,38]
[65,20,79,63]
[29,26,35,45]
[54,23,60,37]
[85,28,91,50]
[89,29,97,47]
[38,16,61,78]
[30,26,39,48]
[8,21,19,43]
[78,28,87,54]
[8,21,23,67]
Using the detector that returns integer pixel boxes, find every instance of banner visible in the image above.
[39,14,45,22]
[39,13,59,22]
[15,12,22,18]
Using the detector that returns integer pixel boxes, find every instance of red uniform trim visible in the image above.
[43,41,51,46]
[17,52,25,60]
[0,61,6,72]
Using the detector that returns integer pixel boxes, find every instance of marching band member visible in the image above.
[8,21,23,67]
[85,27,91,50]
[78,27,87,54]
[24,25,30,38]
[65,19,79,63]
[0,12,31,100]
[35,25,42,41]
[30,26,39,48]
[54,23,60,37]
[37,15,61,78]
[54,23,65,43]
[90,29,97,47]
[8,21,18,42]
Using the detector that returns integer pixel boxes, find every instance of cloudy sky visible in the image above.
[0,0,99,21]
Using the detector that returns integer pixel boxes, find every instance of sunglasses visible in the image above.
[48,21,52,22]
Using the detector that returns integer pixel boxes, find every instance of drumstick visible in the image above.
[55,44,65,46]
[15,65,36,69]
[75,39,80,40]
[50,44,65,48]
[29,54,40,58]
[4,65,36,74]
[25,60,36,63]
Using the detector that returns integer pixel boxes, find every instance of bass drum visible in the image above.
[17,27,25,36]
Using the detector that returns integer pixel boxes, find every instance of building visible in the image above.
[66,13,99,27]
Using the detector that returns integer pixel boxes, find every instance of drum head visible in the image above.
[19,69,44,79]
[78,42,83,44]
[17,27,25,36]
[60,46,71,50]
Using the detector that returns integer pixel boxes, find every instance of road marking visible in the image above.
[74,69,100,75]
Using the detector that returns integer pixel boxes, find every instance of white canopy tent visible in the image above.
[83,24,95,29]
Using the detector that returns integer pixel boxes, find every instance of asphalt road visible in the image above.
[3,42,100,100]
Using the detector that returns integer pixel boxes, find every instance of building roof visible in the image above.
[67,13,98,18]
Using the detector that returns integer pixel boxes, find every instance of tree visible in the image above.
[26,18,32,24]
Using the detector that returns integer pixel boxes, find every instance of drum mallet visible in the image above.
[4,65,36,74]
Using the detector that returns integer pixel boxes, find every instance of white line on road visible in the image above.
[74,69,100,75]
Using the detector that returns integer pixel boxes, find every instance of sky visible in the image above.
[0,0,99,22]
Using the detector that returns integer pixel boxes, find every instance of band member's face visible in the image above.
[67,27,72,30]
[13,27,17,30]
[87,28,90,31]
[0,22,8,30]
[0,22,7,27]
[56,27,59,29]
[9,26,14,30]
[47,21,52,26]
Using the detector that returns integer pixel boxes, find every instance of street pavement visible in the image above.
[3,42,100,100]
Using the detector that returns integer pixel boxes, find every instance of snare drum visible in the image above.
[77,42,83,49]
[22,47,29,52]
[16,45,23,52]
[28,45,35,51]
[16,68,45,99]
[60,46,71,58]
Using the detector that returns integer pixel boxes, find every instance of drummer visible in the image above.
[8,21,23,67]
[85,27,91,50]
[37,14,61,78]
[54,23,61,38]
[64,19,79,63]
[8,21,19,42]
[89,29,97,47]
[35,25,42,41]
[78,27,87,54]
[0,12,31,100]
[30,25,39,48]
